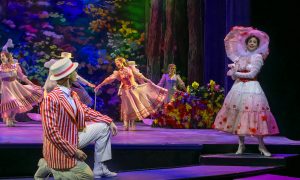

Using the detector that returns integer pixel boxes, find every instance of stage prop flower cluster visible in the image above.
[152,80,225,129]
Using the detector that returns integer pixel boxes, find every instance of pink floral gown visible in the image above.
[0,63,43,115]
[213,54,279,136]
[101,66,168,122]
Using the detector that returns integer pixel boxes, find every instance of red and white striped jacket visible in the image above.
[41,86,112,170]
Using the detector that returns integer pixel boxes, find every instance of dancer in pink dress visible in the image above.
[0,51,43,127]
[94,57,168,131]
[213,26,279,156]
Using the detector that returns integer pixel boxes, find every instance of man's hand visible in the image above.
[228,63,235,69]
[94,85,101,93]
[89,83,96,88]
[110,122,118,136]
[75,149,87,161]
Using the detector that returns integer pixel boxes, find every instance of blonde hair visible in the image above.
[168,64,176,69]
[0,51,14,64]
[115,57,128,67]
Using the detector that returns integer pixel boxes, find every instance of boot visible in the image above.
[257,136,271,157]
[235,136,246,154]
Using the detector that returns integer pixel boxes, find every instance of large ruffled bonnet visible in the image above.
[224,26,270,62]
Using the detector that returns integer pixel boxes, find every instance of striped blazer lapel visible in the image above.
[56,87,76,121]
[72,91,85,131]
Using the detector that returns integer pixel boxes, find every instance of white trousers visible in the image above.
[79,122,112,163]
[35,123,112,180]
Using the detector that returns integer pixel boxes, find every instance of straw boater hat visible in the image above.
[60,52,73,59]
[50,58,78,81]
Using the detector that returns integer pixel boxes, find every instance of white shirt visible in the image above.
[58,85,77,113]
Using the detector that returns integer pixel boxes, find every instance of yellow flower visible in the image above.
[192,81,199,89]
[198,121,204,127]
[187,86,190,93]
[209,80,216,88]
[186,104,192,111]
[119,28,124,33]
[154,119,158,124]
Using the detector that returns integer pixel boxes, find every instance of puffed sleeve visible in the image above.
[233,54,264,79]
[157,74,166,87]
[99,70,120,86]
[131,66,148,82]
[129,66,146,84]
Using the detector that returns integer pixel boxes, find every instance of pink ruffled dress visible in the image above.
[101,66,168,122]
[214,26,279,136]
[0,63,43,115]
[213,54,279,136]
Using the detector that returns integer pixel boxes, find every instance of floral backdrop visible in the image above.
[0,0,145,119]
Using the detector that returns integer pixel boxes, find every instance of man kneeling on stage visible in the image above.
[34,58,118,179]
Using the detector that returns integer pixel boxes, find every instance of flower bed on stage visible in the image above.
[152,80,225,129]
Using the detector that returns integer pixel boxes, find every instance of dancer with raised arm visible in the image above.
[95,57,168,131]
[0,39,43,127]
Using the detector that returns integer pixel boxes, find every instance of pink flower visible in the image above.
[19,25,38,33]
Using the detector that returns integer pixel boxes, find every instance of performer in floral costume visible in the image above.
[213,26,279,156]
[0,45,43,127]
[95,57,168,131]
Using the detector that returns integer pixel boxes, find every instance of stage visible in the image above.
[1,121,300,146]
[1,121,300,179]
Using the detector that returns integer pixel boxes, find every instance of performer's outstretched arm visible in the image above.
[77,74,95,88]
[94,71,119,92]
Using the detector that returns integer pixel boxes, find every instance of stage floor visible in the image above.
[1,121,300,146]
[1,121,300,179]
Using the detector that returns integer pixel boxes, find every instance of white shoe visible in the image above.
[94,163,117,178]
[235,144,246,155]
[34,158,52,179]
[258,146,271,157]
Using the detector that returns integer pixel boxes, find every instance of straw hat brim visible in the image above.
[50,62,78,81]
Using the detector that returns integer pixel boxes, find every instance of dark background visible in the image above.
[251,1,300,139]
